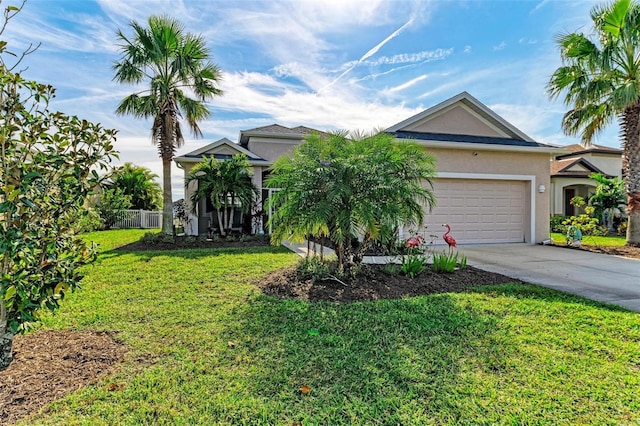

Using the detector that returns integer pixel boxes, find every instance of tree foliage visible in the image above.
[106,162,161,211]
[0,59,117,368]
[266,131,437,273]
[588,172,626,229]
[185,154,258,236]
[548,0,640,246]
[113,15,223,235]
[96,187,132,230]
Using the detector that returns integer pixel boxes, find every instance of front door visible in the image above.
[564,188,576,216]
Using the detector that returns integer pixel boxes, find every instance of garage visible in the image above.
[424,178,527,244]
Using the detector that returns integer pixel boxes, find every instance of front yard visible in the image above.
[3,230,639,425]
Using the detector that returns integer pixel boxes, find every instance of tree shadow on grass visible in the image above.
[215,293,503,424]
[469,283,634,313]
[96,244,292,261]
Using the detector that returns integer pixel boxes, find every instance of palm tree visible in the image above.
[107,162,162,211]
[185,154,258,236]
[548,0,640,246]
[267,131,437,273]
[113,15,223,235]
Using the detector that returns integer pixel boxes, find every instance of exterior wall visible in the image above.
[579,153,622,177]
[405,104,505,138]
[427,147,551,243]
[247,137,302,162]
[550,177,596,216]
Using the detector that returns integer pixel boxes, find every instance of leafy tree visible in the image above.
[113,15,223,235]
[185,154,258,236]
[588,172,626,229]
[548,0,640,246]
[96,188,132,230]
[106,162,161,211]
[266,131,437,274]
[0,25,117,367]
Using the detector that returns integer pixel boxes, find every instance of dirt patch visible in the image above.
[257,264,522,303]
[553,243,640,260]
[0,330,126,425]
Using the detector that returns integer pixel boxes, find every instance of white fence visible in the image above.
[112,210,162,229]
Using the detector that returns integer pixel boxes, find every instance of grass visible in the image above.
[551,232,627,247]
[20,230,640,425]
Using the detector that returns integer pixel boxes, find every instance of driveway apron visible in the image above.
[462,244,640,313]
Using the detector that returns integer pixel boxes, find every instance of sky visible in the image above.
[2,0,617,201]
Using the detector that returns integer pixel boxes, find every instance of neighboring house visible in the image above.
[550,144,623,216]
[175,92,560,244]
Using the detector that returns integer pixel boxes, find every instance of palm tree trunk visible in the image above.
[216,208,225,236]
[161,157,173,235]
[621,104,640,246]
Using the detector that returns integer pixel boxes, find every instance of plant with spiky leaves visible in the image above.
[267,131,437,274]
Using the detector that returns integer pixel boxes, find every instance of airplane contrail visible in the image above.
[317,16,415,94]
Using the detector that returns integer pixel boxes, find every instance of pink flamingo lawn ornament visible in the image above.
[405,234,423,249]
[442,224,457,249]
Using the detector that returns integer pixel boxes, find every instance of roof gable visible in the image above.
[174,138,268,165]
[387,91,534,141]
[550,157,607,177]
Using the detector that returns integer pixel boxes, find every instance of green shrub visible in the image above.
[550,215,567,233]
[381,263,402,276]
[74,208,104,233]
[431,251,463,273]
[297,256,332,281]
[401,254,426,278]
[140,231,161,244]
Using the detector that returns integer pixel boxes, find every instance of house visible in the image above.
[175,92,560,244]
[174,128,324,235]
[549,144,623,216]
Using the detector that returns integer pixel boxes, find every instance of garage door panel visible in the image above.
[422,178,527,244]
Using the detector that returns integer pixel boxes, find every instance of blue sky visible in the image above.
[3,0,615,199]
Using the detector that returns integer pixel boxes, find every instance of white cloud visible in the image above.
[493,41,507,51]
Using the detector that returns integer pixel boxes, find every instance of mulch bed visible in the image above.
[0,330,126,425]
[552,243,640,260]
[256,264,523,303]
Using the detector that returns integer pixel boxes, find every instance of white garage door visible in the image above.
[423,179,526,244]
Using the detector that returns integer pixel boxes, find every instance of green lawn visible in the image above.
[21,230,640,425]
[551,232,627,247]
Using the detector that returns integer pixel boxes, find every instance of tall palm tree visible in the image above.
[548,0,640,246]
[185,154,258,236]
[113,15,223,235]
[107,162,162,211]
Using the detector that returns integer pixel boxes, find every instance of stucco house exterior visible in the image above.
[175,92,560,244]
[549,144,623,216]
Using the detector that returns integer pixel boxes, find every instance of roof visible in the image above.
[174,138,271,166]
[556,143,622,159]
[390,131,550,148]
[550,157,610,178]
[386,91,535,141]
[239,124,326,146]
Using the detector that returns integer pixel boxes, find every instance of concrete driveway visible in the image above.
[462,244,640,313]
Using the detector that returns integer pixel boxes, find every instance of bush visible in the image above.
[73,208,104,233]
[550,215,568,233]
[297,256,332,281]
[401,254,426,278]
[431,251,466,273]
